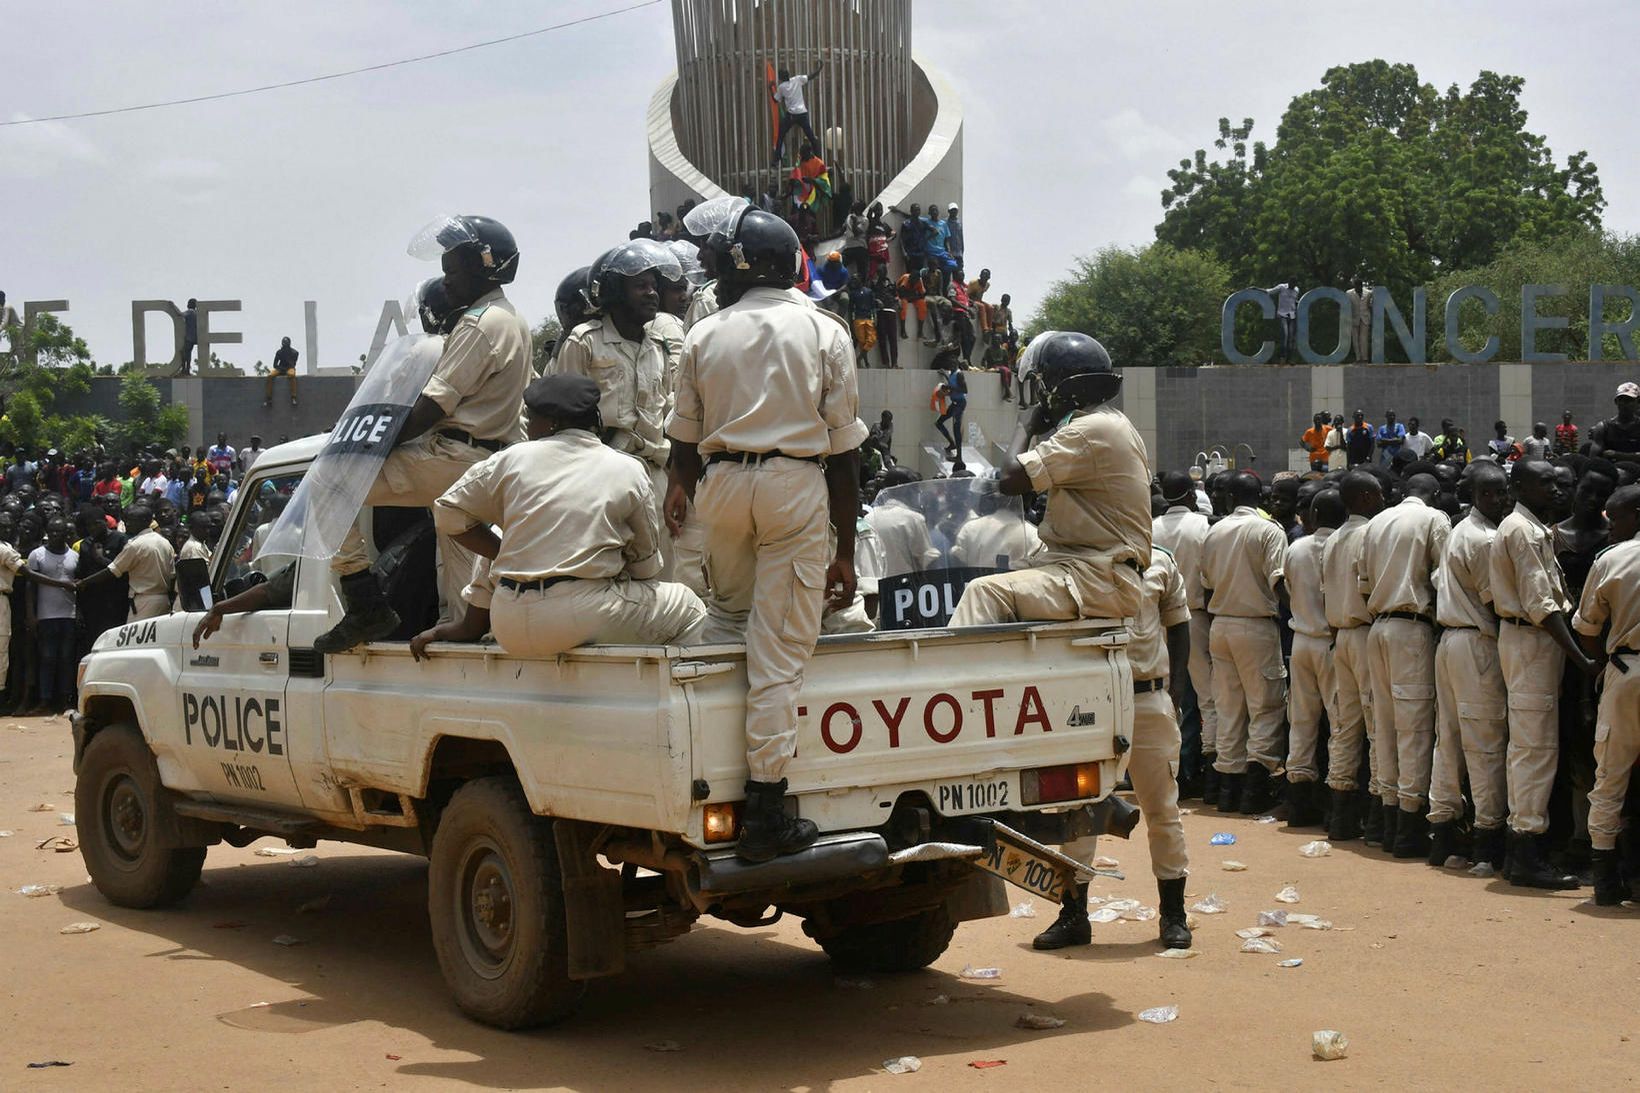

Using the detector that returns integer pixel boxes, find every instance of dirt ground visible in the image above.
[3,714,1636,1091]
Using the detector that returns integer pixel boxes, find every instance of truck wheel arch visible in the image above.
[78,692,144,770]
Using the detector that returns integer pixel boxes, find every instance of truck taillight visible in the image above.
[703,802,741,843]
[1021,762,1100,806]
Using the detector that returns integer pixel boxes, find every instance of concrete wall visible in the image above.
[59,376,359,452]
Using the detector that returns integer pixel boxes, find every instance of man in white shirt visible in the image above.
[1403,416,1434,459]
[238,435,266,477]
[769,59,825,166]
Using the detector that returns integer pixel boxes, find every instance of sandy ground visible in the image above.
[3,713,1637,1092]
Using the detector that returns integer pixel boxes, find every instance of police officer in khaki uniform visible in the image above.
[1319,471,1385,840]
[948,332,1150,628]
[1282,487,1342,827]
[79,502,174,620]
[1035,544,1193,952]
[553,240,679,579]
[1428,462,1511,872]
[319,215,531,652]
[1358,472,1450,857]
[1153,469,1215,799]
[1199,471,1287,814]
[665,208,866,864]
[1571,484,1640,905]
[1491,459,1598,889]
[435,375,704,656]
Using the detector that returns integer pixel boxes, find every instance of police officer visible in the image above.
[948,332,1150,628]
[1358,472,1449,856]
[548,266,594,369]
[78,502,174,620]
[1283,487,1342,827]
[665,208,867,863]
[435,374,704,656]
[553,240,679,579]
[1154,469,1215,799]
[1035,544,1193,952]
[1428,462,1510,872]
[1572,484,1640,905]
[318,215,531,652]
[1319,472,1385,840]
[1199,471,1288,814]
[1491,459,1599,888]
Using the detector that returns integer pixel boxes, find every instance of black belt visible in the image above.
[439,429,505,453]
[707,450,822,466]
[499,575,576,593]
[1442,623,1478,631]
[1501,616,1532,627]
[1613,648,1637,675]
[1376,611,1433,625]
[1134,677,1165,694]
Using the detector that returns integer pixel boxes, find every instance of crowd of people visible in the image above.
[0,430,277,713]
[1300,406,1612,472]
[1158,379,1640,906]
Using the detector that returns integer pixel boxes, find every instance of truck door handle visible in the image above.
[259,652,280,665]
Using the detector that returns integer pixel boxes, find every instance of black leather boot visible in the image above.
[1378,803,1400,853]
[1591,849,1629,907]
[1506,831,1580,890]
[1392,808,1427,859]
[1216,772,1243,813]
[313,570,401,654]
[1285,780,1323,828]
[1201,757,1220,806]
[1239,763,1271,815]
[1033,882,1091,949]
[1327,788,1361,841]
[1361,792,1384,845]
[1426,821,1458,867]
[1474,826,1507,873]
[1157,877,1191,949]
[735,778,819,863]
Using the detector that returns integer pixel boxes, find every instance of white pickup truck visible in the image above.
[71,440,1138,1029]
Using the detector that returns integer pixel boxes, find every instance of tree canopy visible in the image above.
[1156,61,1604,299]
[1031,243,1230,367]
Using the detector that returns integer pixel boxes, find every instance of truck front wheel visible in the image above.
[812,906,958,973]
[427,777,585,1030]
[76,723,206,908]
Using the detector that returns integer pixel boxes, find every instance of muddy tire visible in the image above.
[76,723,206,908]
[427,776,584,1030]
[815,905,957,973]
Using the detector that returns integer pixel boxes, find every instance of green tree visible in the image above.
[1159,61,1605,302]
[1031,243,1231,367]
[532,317,563,373]
[112,374,190,453]
[0,313,97,450]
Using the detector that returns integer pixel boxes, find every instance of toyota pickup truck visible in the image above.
[71,443,1137,1029]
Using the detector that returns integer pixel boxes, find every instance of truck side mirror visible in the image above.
[176,558,211,611]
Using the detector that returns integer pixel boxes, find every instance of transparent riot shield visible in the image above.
[867,477,1040,630]
[258,332,444,559]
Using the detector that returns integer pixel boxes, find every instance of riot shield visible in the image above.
[258,332,444,559]
[868,478,1039,630]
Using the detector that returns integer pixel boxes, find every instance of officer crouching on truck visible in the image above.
[433,374,706,656]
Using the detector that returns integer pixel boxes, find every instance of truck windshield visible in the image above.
[864,478,1039,630]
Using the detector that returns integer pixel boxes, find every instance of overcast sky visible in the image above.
[7,1,1638,370]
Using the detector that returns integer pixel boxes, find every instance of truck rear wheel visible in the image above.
[76,723,206,908]
[814,906,957,973]
[427,776,585,1030]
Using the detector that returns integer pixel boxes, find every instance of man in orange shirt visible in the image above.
[1301,412,1332,472]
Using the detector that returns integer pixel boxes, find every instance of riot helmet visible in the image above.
[554,265,595,332]
[706,207,802,297]
[1021,331,1121,414]
[587,239,683,318]
[408,214,520,285]
[414,275,461,335]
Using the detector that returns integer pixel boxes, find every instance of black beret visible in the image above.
[524,374,600,420]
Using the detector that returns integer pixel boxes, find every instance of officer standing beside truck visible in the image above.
[664,207,867,865]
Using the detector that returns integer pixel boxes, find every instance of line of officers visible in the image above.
[1154,456,1640,906]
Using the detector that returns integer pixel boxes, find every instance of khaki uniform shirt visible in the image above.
[1320,514,1373,629]
[668,286,868,458]
[952,511,1041,570]
[108,527,175,598]
[1130,546,1191,681]
[0,541,23,594]
[178,538,212,563]
[1284,526,1332,638]
[434,430,661,582]
[1153,505,1209,609]
[554,317,670,467]
[865,503,941,574]
[1491,503,1571,625]
[1573,540,1640,654]
[683,282,721,331]
[422,287,530,444]
[463,557,496,611]
[1200,506,1285,618]
[648,311,687,420]
[1017,403,1151,567]
[1358,496,1449,617]
[1436,509,1500,634]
